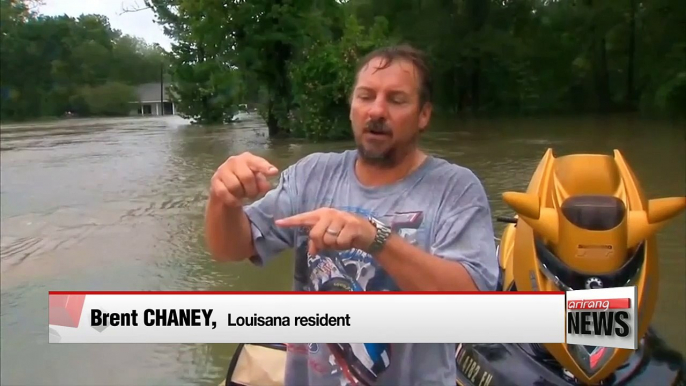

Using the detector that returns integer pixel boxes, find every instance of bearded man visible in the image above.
[204,44,499,386]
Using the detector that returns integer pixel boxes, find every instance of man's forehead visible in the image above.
[356,57,419,90]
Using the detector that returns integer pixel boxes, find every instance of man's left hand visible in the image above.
[275,208,377,256]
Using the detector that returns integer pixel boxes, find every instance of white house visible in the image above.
[130,82,176,116]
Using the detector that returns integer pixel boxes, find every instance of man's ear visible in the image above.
[418,102,432,131]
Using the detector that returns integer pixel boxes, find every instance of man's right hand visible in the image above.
[209,152,280,208]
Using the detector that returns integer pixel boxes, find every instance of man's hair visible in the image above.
[352,44,433,108]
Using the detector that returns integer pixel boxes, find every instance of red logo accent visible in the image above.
[49,294,86,328]
[590,347,607,369]
[567,298,630,310]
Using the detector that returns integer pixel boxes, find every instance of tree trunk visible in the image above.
[587,0,611,113]
[457,68,468,112]
[471,58,481,113]
[625,0,636,107]
[465,0,488,114]
[265,40,293,137]
[266,99,279,137]
[598,36,610,112]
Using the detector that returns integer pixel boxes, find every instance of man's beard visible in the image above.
[355,120,418,168]
[356,142,398,168]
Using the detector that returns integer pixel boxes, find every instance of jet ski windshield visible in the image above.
[561,195,626,231]
[534,195,645,290]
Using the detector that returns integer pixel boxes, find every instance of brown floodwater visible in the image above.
[1,114,684,385]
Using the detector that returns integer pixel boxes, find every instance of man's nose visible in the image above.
[368,96,388,119]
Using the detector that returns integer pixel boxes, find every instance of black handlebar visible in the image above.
[496,216,518,223]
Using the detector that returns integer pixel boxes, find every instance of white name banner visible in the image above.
[48,291,567,344]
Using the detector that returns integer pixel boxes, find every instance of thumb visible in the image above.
[255,172,272,193]
[247,156,279,176]
[308,240,317,257]
[262,165,279,176]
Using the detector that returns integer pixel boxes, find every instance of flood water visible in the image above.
[1,114,684,385]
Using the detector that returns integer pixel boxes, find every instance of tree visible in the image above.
[0,2,168,121]
[137,0,685,135]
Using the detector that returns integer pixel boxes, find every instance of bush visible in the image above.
[654,72,686,119]
[73,82,137,117]
[285,16,394,141]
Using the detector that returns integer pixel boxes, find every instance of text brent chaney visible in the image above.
[90,309,351,328]
[90,309,216,328]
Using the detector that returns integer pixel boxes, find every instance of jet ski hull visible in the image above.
[454,330,684,386]
[222,335,684,386]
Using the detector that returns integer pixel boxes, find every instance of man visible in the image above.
[205,45,498,385]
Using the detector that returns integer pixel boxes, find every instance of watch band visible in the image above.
[367,216,391,255]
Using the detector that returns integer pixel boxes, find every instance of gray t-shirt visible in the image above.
[243,149,499,386]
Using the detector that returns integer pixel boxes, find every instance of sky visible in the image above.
[37,0,173,50]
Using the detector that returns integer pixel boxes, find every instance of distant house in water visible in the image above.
[130,82,175,116]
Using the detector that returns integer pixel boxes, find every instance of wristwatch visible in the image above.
[367,216,392,255]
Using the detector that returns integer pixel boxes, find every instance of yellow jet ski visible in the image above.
[458,148,686,386]
[222,149,686,386]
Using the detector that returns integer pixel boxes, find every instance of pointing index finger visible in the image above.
[275,212,320,227]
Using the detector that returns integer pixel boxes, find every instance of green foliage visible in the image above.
[0,1,167,122]
[653,72,686,119]
[147,0,357,133]
[286,16,393,141]
[145,0,684,137]
[71,82,138,116]
[168,61,242,124]
[143,0,243,124]
[8,0,682,130]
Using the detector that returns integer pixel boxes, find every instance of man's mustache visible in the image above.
[365,120,392,135]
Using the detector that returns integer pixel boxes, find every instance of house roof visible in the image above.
[135,82,171,102]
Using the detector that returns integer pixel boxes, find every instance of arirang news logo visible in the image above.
[566,286,638,349]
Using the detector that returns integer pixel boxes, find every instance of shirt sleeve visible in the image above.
[243,164,300,267]
[429,171,500,291]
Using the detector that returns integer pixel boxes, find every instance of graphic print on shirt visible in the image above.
[292,206,427,382]
[298,206,425,292]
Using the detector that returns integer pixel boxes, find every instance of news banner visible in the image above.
[48,287,638,349]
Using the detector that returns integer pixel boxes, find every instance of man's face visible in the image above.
[349,57,432,167]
